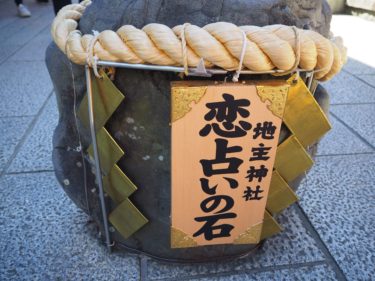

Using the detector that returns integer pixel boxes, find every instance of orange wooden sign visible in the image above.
[171,82,289,248]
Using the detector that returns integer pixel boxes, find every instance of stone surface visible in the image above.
[195,264,338,281]
[347,0,375,11]
[0,0,18,30]
[298,154,375,281]
[0,61,53,117]
[0,3,53,64]
[0,172,140,281]
[327,0,346,13]
[331,104,375,147]
[360,74,375,87]
[46,0,333,260]
[147,205,325,280]
[8,96,58,173]
[79,0,332,36]
[343,58,375,75]
[9,26,52,62]
[324,71,375,104]
[0,116,31,173]
[317,115,374,156]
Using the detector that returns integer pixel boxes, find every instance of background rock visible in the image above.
[46,0,332,261]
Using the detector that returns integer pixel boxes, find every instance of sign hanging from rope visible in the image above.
[171,82,288,247]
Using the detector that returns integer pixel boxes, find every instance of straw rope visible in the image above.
[52,0,347,81]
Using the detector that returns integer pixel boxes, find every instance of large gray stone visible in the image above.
[46,0,333,261]
[78,0,332,36]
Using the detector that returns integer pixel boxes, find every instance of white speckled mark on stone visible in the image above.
[114,131,124,139]
[126,117,135,124]
[126,132,138,140]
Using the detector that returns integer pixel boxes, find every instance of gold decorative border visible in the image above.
[171,227,198,248]
[171,86,207,122]
[233,222,263,244]
[256,85,289,119]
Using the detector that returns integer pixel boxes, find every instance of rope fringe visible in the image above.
[232,31,247,83]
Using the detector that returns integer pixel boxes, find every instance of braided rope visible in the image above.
[52,0,347,81]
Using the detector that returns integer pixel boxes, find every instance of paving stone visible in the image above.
[0,61,53,117]
[317,115,374,156]
[0,43,21,65]
[147,205,325,280]
[0,12,35,44]
[323,71,375,105]
[360,74,375,88]
[0,172,140,281]
[331,104,375,147]
[0,1,52,44]
[4,11,53,47]
[298,154,375,281]
[343,58,375,75]
[9,26,52,62]
[0,116,31,173]
[8,96,58,173]
[194,264,338,281]
[0,0,18,30]
[0,1,53,64]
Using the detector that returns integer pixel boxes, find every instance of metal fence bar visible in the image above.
[96,60,310,76]
[85,65,113,252]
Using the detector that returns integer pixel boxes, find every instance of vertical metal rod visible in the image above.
[307,72,314,91]
[85,65,112,252]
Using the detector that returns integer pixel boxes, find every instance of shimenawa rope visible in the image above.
[52,0,347,81]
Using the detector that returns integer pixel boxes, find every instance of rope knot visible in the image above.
[87,30,102,78]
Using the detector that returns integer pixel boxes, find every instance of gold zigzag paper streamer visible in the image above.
[285,76,332,148]
[79,69,148,239]
[260,75,331,240]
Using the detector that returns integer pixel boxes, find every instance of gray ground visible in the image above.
[0,1,374,280]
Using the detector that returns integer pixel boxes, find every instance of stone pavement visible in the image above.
[0,1,374,280]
